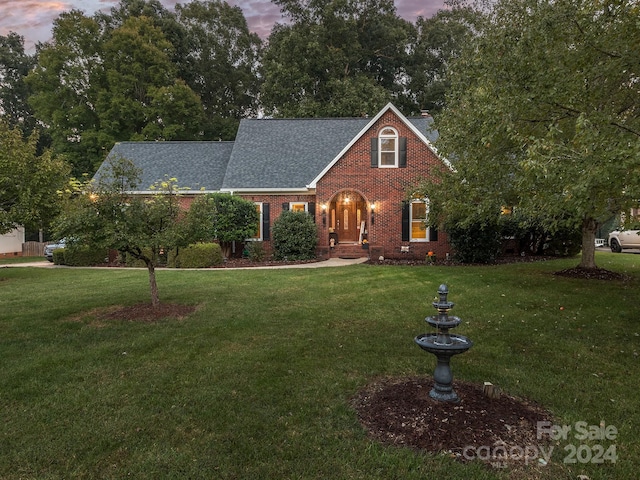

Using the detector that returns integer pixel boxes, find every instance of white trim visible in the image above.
[129,190,220,195]
[220,187,313,194]
[307,102,450,188]
[128,188,315,196]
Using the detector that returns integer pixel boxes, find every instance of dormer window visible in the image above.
[379,127,398,167]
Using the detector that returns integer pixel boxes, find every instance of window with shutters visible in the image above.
[403,199,438,242]
[289,202,307,212]
[251,203,264,240]
[411,201,428,241]
[379,127,398,167]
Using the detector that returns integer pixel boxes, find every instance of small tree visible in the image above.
[186,193,259,259]
[55,157,202,307]
[272,210,318,260]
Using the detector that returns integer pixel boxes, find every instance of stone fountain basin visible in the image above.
[425,315,462,329]
[415,333,473,355]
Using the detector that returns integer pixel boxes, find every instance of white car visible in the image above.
[608,230,640,253]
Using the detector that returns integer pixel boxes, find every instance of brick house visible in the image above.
[98,103,452,260]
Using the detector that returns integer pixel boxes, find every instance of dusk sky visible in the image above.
[0,0,447,52]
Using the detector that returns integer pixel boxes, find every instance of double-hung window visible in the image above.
[410,200,428,241]
[379,127,398,167]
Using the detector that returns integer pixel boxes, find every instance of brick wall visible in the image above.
[176,111,452,261]
[316,111,451,260]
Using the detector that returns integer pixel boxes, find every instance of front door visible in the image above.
[334,193,365,243]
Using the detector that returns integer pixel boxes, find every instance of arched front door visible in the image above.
[331,191,366,243]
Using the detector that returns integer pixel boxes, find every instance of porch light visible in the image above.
[321,203,327,225]
[370,202,376,224]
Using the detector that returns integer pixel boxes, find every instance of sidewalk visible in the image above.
[2,257,369,269]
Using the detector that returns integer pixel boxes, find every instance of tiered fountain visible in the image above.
[415,284,473,403]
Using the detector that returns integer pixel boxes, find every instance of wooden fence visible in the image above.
[22,241,46,257]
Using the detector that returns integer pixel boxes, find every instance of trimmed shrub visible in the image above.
[168,243,223,268]
[245,241,266,262]
[52,249,65,265]
[272,210,318,260]
[62,246,108,266]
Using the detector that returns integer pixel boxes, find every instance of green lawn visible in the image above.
[1,252,638,479]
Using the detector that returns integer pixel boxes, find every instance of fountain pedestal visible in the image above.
[415,285,472,403]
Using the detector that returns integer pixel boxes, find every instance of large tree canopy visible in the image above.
[261,0,414,117]
[176,0,263,139]
[0,33,37,138]
[26,0,262,177]
[0,121,69,234]
[17,0,475,176]
[428,0,640,269]
[405,6,480,114]
[27,11,106,177]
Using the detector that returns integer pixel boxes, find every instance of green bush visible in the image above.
[52,249,65,265]
[62,246,108,266]
[245,241,266,262]
[544,225,582,257]
[445,220,503,264]
[272,210,318,260]
[502,215,582,257]
[168,243,223,268]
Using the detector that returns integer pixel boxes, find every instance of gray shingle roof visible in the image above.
[97,141,233,191]
[221,116,438,190]
[95,109,439,192]
[222,117,371,190]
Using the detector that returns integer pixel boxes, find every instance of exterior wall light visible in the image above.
[321,203,327,225]
[370,202,376,225]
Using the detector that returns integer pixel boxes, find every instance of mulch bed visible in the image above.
[96,303,197,322]
[553,266,628,281]
[211,257,321,268]
[352,376,555,469]
[369,256,629,281]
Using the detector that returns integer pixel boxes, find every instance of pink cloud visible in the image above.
[397,0,447,19]
[0,0,446,53]
[227,0,284,38]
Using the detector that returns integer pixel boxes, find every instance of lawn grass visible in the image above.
[0,256,44,265]
[1,252,638,479]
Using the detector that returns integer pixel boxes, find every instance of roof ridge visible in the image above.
[243,116,370,121]
[114,140,234,145]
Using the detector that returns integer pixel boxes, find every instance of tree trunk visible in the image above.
[146,261,160,307]
[220,242,232,259]
[578,217,598,269]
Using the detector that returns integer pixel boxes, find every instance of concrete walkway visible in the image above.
[2,257,369,270]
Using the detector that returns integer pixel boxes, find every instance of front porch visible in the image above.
[327,242,371,259]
